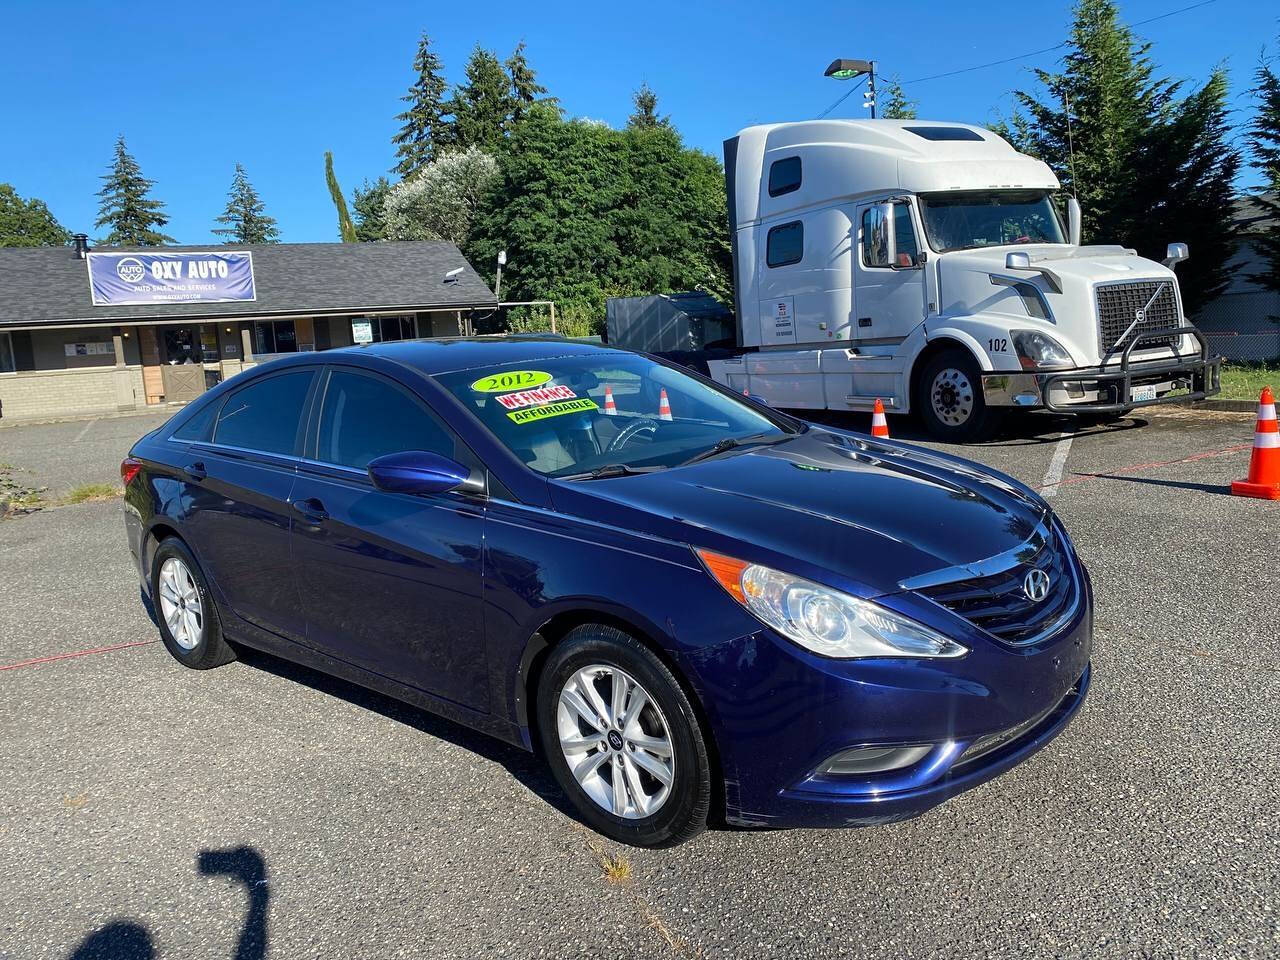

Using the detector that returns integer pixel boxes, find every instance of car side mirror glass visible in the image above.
[367,450,484,496]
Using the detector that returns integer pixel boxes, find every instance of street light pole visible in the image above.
[495,249,507,302]
[823,57,879,118]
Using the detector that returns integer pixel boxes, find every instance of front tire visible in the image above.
[916,348,1003,442]
[536,625,711,847]
[151,537,235,670]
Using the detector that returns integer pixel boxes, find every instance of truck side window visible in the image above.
[766,221,804,268]
[768,157,802,197]
[862,204,920,268]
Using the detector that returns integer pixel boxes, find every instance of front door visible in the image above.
[853,200,927,342]
[289,366,488,711]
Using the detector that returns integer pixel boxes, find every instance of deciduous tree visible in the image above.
[383,147,499,246]
[0,184,70,247]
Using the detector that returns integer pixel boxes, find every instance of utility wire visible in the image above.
[817,75,868,119]
[898,0,1221,86]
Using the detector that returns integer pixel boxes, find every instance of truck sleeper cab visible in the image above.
[707,119,1220,440]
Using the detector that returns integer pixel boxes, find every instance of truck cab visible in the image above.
[707,119,1220,440]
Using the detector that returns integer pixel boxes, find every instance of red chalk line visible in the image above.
[1041,442,1253,491]
[0,639,157,672]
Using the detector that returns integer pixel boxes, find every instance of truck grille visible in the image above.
[1095,280,1180,354]
[916,526,1078,646]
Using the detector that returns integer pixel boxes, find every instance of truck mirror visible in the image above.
[880,202,897,267]
[1005,252,1032,270]
[1163,242,1189,269]
[1067,197,1082,247]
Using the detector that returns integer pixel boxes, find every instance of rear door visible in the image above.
[289,366,488,711]
[183,367,317,642]
[853,199,927,342]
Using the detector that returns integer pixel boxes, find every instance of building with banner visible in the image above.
[0,239,496,421]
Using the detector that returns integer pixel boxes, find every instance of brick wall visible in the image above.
[0,366,145,421]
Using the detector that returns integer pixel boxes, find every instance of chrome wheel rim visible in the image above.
[931,367,975,426]
[556,664,675,820]
[158,557,203,651]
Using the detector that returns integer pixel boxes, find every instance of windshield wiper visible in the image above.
[558,463,666,481]
[679,432,790,467]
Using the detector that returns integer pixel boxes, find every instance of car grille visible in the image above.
[916,525,1078,646]
[1095,280,1180,354]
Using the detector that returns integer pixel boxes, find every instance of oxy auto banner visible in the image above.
[87,251,256,306]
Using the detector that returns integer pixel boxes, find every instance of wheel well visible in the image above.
[910,337,981,404]
[519,610,727,823]
[142,522,183,579]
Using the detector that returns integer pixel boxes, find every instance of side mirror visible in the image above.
[367,450,484,496]
[1006,251,1032,270]
[1163,242,1189,269]
[880,201,898,266]
[1067,197,1082,247]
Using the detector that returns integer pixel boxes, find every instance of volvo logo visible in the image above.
[1134,308,1146,323]
[1023,568,1052,603]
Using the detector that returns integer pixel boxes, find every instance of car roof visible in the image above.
[319,336,631,376]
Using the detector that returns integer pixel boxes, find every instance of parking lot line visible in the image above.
[0,639,156,672]
[1039,430,1075,498]
[73,417,99,442]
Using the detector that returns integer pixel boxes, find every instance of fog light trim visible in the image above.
[819,744,933,776]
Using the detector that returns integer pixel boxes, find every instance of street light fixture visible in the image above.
[823,58,878,118]
[495,249,507,301]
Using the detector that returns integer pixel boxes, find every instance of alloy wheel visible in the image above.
[157,557,203,651]
[931,367,975,426]
[556,664,675,819]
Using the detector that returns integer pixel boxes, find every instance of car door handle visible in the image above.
[184,461,207,481]
[292,497,328,523]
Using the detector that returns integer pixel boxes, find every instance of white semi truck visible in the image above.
[617,119,1221,441]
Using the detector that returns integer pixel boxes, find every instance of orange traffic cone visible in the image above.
[658,388,673,421]
[1231,386,1280,500]
[871,398,890,438]
[602,384,617,415]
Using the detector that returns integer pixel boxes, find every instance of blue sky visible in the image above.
[2,0,1273,245]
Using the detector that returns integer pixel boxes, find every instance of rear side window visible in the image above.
[214,370,313,456]
[768,156,802,197]
[766,221,804,268]
[171,399,221,442]
[315,369,453,470]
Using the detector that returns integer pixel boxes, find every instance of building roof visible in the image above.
[0,240,495,328]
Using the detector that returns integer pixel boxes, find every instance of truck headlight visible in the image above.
[696,550,967,660]
[1012,330,1074,370]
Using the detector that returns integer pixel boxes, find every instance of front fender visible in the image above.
[924,320,1025,372]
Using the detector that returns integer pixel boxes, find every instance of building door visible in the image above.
[160,326,207,402]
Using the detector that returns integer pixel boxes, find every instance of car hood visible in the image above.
[552,428,1047,598]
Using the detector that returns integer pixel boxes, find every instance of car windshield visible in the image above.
[919,190,1066,253]
[436,353,795,478]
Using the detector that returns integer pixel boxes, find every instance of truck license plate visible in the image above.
[1130,384,1158,402]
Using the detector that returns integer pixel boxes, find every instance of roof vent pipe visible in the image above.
[72,234,90,259]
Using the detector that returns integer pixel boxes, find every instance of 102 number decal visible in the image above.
[988,338,1009,353]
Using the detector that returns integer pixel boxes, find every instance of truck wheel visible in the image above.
[916,349,1002,443]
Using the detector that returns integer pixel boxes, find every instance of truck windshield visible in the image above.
[919,190,1066,253]
[436,353,795,479]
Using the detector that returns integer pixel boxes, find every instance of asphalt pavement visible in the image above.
[1,405,1277,959]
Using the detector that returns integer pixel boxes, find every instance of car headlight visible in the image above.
[696,550,967,660]
[1012,330,1074,370]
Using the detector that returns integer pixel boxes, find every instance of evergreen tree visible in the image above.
[213,163,279,244]
[352,177,391,242]
[879,77,918,120]
[1245,43,1280,314]
[505,41,551,126]
[325,151,358,243]
[95,136,175,246]
[450,46,515,152]
[0,184,71,247]
[1010,0,1240,311]
[392,33,451,178]
[627,83,670,130]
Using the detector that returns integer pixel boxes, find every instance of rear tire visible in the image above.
[151,537,236,670]
[916,348,1003,443]
[536,625,710,847]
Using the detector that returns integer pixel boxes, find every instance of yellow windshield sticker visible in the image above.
[507,397,599,424]
[471,370,553,393]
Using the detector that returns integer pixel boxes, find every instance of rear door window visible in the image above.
[314,368,454,470]
[214,370,314,456]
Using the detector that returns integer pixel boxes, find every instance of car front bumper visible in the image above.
[982,325,1221,413]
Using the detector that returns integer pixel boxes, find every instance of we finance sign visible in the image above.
[88,251,256,306]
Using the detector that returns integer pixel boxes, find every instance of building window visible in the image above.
[254,320,297,355]
[0,332,15,373]
[768,157,802,197]
[862,203,919,268]
[766,221,804,268]
[351,315,417,344]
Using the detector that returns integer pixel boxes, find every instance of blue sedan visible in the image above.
[122,338,1091,847]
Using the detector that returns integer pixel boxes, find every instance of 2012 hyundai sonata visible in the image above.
[123,338,1091,847]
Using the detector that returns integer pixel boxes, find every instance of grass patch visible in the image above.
[1219,362,1278,401]
[64,483,122,504]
